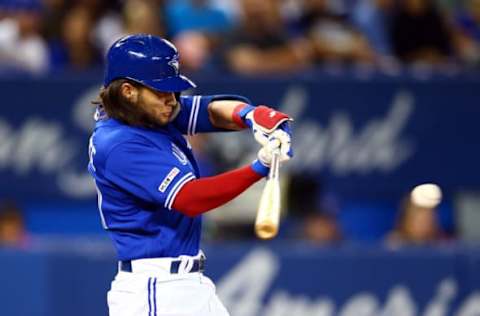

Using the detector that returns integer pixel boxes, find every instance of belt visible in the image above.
[119,256,205,274]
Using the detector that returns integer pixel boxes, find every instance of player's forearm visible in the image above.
[208,100,246,130]
[172,165,263,216]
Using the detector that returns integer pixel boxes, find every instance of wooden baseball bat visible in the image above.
[255,148,281,239]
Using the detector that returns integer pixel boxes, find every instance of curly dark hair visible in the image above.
[93,79,160,128]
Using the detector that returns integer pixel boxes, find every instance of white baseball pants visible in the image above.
[107,256,229,316]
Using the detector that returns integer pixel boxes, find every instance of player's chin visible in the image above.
[155,113,172,126]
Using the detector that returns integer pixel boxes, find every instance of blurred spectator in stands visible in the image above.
[173,32,211,72]
[352,0,395,59]
[287,173,342,243]
[387,195,445,246]
[50,4,102,71]
[436,0,458,12]
[291,0,375,65]
[302,211,342,243]
[451,0,480,67]
[94,0,165,57]
[224,0,314,75]
[390,0,453,65]
[42,0,66,45]
[210,0,241,23]
[123,0,164,37]
[165,0,231,37]
[0,0,48,74]
[166,0,233,72]
[0,200,29,248]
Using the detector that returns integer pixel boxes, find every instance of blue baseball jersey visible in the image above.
[88,95,249,261]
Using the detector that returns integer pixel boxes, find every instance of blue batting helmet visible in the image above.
[104,34,196,92]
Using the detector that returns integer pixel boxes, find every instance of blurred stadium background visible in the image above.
[1,0,480,315]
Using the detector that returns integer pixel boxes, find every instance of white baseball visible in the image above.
[410,183,442,208]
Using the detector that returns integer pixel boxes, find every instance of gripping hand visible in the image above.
[233,104,292,146]
[251,129,293,176]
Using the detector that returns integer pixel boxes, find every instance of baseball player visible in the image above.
[88,34,292,316]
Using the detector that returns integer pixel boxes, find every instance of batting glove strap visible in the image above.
[232,103,255,129]
[251,159,270,177]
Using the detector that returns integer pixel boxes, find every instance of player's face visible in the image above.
[137,88,178,126]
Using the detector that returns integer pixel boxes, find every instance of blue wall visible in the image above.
[1,243,480,316]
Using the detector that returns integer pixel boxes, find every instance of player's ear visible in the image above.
[120,82,139,102]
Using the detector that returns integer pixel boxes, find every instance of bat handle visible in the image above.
[269,149,280,181]
[268,138,281,180]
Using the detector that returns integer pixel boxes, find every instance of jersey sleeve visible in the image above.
[104,140,196,210]
[173,94,252,135]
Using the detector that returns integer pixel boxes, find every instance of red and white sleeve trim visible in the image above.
[165,172,196,210]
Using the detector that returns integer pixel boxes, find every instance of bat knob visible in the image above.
[255,222,278,239]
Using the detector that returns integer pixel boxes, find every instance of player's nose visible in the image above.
[166,93,176,105]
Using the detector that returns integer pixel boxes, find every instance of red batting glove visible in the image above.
[232,104,291,131]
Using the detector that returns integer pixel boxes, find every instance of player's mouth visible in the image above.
[161,111,172,119]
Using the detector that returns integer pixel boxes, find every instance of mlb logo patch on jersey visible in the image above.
[158,167,180,192]
[171,143,188,165]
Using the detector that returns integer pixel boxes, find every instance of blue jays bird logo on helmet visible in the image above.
[168,59,179,75]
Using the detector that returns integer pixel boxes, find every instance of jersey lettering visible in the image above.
[88,135,108,229]
[88,136,96,172]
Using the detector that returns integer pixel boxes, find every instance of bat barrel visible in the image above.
[255,149,282,240]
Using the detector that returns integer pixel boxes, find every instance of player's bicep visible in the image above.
[104,141,195,208]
